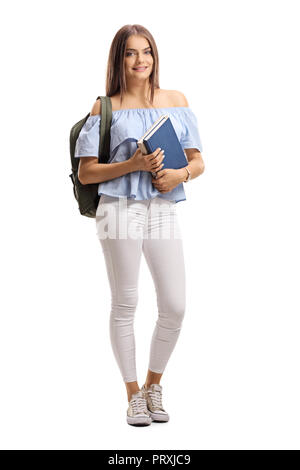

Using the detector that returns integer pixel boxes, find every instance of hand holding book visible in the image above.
[151,167,186,193]
[129,146,165,176]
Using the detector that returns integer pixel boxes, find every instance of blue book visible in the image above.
[137,115,188,178]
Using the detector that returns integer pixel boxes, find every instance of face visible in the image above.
[124,35,154,80]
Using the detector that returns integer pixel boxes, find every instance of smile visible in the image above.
[133,67,148,71]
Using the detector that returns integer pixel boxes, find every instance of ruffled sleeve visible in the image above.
[74,115,100,157]
[179,108,203,152]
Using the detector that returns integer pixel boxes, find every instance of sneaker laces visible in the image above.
[130,394,148,415]
[148,388,165,411]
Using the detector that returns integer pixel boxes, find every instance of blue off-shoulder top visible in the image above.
[74,106,203,203]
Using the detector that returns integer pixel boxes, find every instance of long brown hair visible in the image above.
[105,24,160,106]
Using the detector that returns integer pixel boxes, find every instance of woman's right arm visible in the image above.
[78,157,137,185]
[78,100,165,185]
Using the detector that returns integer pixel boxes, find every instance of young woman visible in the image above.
[74,24,205,426]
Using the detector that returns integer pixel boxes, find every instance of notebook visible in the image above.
[137,115,188,178]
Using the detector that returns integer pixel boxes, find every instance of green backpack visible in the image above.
[69,95,112,218]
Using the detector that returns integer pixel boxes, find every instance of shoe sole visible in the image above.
[127,416,152,426]
[149,411,169,422]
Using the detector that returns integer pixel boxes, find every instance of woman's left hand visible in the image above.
[151,168,182,193]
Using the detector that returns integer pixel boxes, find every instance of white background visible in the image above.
[1,0,299,450]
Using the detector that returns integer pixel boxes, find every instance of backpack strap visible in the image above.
[96,95,112,164]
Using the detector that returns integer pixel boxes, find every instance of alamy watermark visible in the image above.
[96,197,182,240]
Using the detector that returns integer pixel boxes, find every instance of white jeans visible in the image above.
[95,195,186,383]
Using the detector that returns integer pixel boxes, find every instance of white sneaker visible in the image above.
[141,384,170,422]
[127,390,152,426]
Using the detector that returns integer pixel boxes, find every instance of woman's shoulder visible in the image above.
[154,88,189,107]
[90,98,101,116]
[164,90,189,107]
